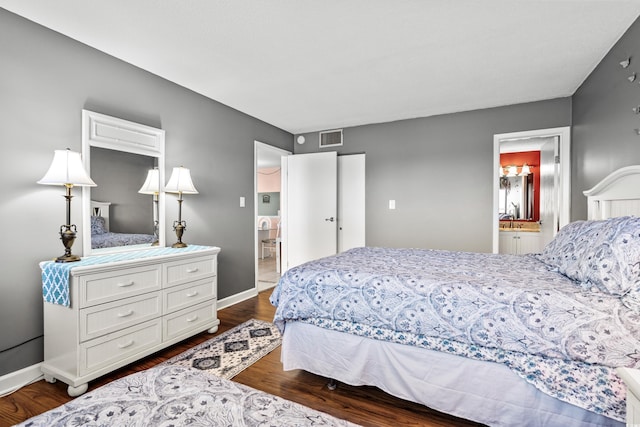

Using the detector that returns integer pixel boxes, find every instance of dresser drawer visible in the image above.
[164,255,216,287]
[163,300,217,341]
[79,319,162,376]
[78,265,162,307]
[163,278,216,314]
[79,292,162,342]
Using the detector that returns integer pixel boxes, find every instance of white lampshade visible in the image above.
[138,168,160,194]
[165,166,198,194]
[37,149,96,187]
[506,165,518,177]
[518,164,531,176]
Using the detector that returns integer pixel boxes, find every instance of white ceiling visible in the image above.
[2,1,640,134]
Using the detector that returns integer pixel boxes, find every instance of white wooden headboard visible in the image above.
[91,200,112,231]
[583,165,640,220]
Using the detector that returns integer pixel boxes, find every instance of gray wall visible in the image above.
[294,99,571,252]
[572,16,640,220]
[0,9,292,376]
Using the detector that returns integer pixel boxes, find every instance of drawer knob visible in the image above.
[186,267,199,273]
[185,291,199,298]
[186,315,199,322]
[117,339,134,349]
[117,280,135,287]
[117,309,134,318]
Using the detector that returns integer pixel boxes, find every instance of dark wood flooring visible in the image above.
[0,290,484,427]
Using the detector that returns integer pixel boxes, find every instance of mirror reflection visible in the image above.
[90,147,157,250]
[498,150,540,222]
[499,173,534,220]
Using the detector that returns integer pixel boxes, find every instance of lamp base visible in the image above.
[55,253,81,263]
[57,224,80,263]
[172,220,188,248]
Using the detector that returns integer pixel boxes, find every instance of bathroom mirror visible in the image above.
[81,110,166,255]
[499,174,534,220]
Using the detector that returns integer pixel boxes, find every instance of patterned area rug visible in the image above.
[162,318,281,379]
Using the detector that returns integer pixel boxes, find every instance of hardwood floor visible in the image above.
[0,290,484,427]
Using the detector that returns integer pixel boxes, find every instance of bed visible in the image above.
[91,200,155,249]
[270,165,640,427]
[15,364,359,426]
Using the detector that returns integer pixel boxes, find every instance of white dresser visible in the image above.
[40,245,220,396]
[617,367,640,426]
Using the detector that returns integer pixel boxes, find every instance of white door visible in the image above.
[338,154,365,252]
[538,137,558,247]
[282,152,337,269]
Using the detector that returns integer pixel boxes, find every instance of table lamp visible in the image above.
[38,148,96,262]
[165,166,198,248]
[138,167,160,245]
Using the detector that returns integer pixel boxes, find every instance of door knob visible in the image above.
[325,217,335,222]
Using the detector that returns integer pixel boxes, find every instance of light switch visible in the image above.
[389,200,396,209]
[240,196,245,207]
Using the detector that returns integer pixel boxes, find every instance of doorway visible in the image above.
[492,127,571,253]
[255,141,290,291]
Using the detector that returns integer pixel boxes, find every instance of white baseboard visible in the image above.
[0,363,43,397]
[217,287,258,310]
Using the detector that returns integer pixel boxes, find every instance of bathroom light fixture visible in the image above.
[138,167,160,246]
[633,106,640,114]
[620,58,631,68]
[38,148,96,262]
[165,166,198,248]
[518,164,531,176]
[506,165,518,177]
[629,73,637,83]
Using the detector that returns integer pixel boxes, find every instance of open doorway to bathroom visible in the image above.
[255,141,290,291]
[492,127,570,254]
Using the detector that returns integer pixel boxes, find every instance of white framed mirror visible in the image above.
[81,110,166,256]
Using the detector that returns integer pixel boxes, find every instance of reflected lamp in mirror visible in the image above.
[165,166,198,248]
[38,148,96,262]
[138,167,160,246]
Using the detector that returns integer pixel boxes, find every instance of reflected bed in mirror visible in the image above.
[82,110,165,256]
[91,200,155,251]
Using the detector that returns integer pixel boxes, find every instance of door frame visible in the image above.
[254,141,291,292]
[492,126,571,253]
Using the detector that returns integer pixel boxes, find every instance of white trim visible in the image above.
[0,363,43,397]
[217,287,258,311]
[492,126,571,253]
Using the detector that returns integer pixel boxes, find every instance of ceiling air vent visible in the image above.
[319,129,343,148]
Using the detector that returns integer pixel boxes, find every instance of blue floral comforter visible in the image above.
[270,246,640,421]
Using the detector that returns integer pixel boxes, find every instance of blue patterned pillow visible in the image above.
[535,220,605,282]
[580,216,640,297]
[91,215,107,235]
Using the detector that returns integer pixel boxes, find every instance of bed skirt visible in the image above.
[281,321,622,427]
